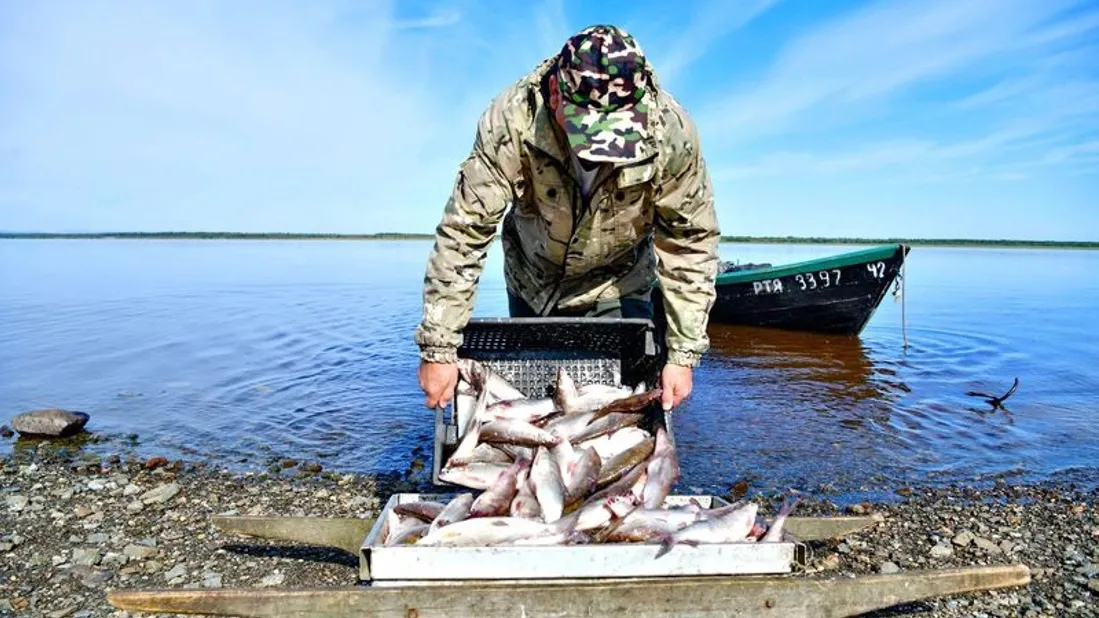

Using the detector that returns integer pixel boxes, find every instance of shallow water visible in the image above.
[2,239,1097,500]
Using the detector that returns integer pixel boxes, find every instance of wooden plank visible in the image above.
[206,511,874,571]
[212,516,375,556]
[107,563,1030,618]
[783,515,881,541]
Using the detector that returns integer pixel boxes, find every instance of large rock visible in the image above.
[10,409,89,437]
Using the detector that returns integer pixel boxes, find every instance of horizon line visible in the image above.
[0,231,1096,248]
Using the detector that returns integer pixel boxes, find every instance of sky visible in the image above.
[0,0,1097,240]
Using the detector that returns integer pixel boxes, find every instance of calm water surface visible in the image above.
[2,239,1097,500]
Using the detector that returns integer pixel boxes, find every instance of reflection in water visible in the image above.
[671,324,916,499]
[705,324,898,402]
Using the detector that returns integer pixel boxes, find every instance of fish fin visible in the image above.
[590,503,641,543]
[553,367,579,414]
[654,534,677,559]
[550,509,581,536]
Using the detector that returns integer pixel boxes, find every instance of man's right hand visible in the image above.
[419,360,458,409]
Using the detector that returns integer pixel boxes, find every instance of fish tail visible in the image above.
[653,534,679,559]
[550,509,581,536]
[779,495,801,517]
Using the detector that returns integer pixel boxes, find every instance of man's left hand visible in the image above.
[660,363,693,410]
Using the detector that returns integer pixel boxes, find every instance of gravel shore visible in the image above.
[2,440,1096,618]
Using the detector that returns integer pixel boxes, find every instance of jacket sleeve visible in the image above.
[413,101,519,364]
[651,109,721,367]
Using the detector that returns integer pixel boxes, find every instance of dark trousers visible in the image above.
[507,286,668,361]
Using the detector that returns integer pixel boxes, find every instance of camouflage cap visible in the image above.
[554,25,652,163]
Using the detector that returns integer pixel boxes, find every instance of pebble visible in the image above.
[123,544,158,560]
[10,408,89,437]
[71,548,101,566]
[164,563,187,583]
[259,572,285,587]
[202,571,223,589]
[930,543,954,559]
[6,445,1093,618]
[140,482,180,505]
[6,494,28,511]
[975,537,1002,555]
[953,530,975,547]
[880,561,901,574]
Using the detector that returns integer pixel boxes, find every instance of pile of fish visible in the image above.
[382,359,799,556]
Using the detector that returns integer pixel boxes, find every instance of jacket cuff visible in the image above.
[665,348,702,368]
[419,346,459,364]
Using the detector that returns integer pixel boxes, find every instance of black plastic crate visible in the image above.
[431,317,666,487]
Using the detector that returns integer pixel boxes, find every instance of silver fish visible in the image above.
[437,462,511,490]
[429,493,474,534]
[385,518,430,546]
[480,419,560,448]
[761,496,801,543]
[454,388,478,439]
[571,412,642,444]
[458,358,526,402]
[552,367,579,413]
[448,381,489,465]
[463,442,514,465]
[470,458,529,518]
[542,410,597,442]
[588,388,663,422]
[597,437,655,488]
[563,446,601,508]
[509,529,592,545]
[509,467,542,520]
[530,445,566,522]
[494,442,536,463]
[580,426,650,462]
[485,397,559,423]
[654,502,760,558]
[640,427,679,509]
[416,516,559,547]
[558,463,648,532]
[392,501,447,523]
[596,507,701,543]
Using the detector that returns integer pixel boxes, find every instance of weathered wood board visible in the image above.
[107,563,1031,618]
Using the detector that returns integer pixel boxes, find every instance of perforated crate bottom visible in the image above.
[482,357,625,400]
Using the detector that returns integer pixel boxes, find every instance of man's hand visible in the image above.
[660,363,693,411]
[419,360,458,409]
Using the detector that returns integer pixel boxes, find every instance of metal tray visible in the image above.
[360,492,795,585]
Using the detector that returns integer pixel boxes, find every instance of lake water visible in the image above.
[2,239,1097,501]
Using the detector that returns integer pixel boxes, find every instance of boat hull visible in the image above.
[710,244,910,336]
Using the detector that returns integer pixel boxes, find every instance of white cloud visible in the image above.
[702,0,1099,189]
[697,0,1091,139]
[0,0,529,232]
[650,0,781,85]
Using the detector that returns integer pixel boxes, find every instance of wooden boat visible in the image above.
[104,510,1031,618]
[710,244,910,335]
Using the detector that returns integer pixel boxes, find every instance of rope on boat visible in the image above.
[901,249,908,350]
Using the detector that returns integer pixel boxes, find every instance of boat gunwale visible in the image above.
[715,243,907,286]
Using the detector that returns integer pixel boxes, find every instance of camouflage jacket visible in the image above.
[414,58,721,367]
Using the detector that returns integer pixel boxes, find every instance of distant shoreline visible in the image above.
[0,231,1096,249]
